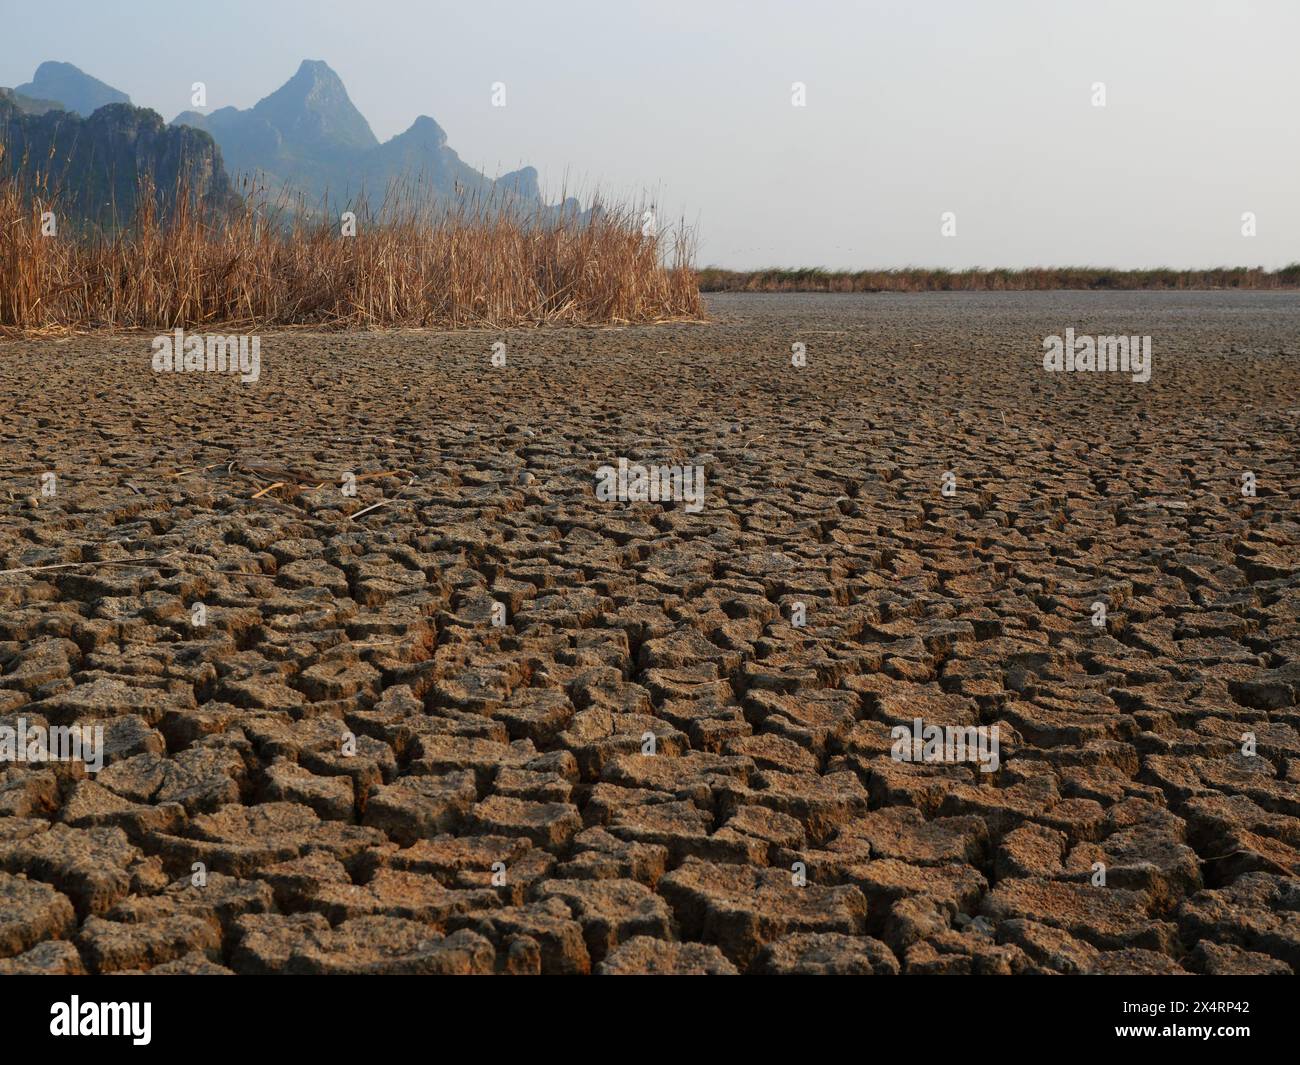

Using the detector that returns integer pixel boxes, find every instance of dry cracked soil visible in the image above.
[0,291,1298,976]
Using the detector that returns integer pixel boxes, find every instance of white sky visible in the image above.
[3,0,1297,269]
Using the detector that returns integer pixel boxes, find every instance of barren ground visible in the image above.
[1,291,1298,975]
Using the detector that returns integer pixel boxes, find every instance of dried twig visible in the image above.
[1200,849,1294,876]
[0,551,179,576]
[348,498,394,520]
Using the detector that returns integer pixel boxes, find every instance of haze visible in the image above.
[3,0,1296,270]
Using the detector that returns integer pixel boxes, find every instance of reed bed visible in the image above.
[697,265,1300,293]
[0,167,702,334]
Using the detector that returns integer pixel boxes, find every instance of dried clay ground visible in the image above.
[0,291,1298,975]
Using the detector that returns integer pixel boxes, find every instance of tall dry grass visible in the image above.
[698,265,1300,293]
[0,165,702,334]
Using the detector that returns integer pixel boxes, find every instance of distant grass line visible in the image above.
[698,265,1300,293]
[0,166,702,334]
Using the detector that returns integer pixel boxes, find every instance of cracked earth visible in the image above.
[1,291,1298,975]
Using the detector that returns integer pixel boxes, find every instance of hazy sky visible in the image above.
[3,0,1297,269]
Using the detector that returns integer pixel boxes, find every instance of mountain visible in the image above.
[171,60,575,217]
[0,87,64,115]
[3,58,577,227]
[170,60,368,200]
[250,59,377,156]
[0,96,239,226]
[15,61,129,117]
[357,113,493,201]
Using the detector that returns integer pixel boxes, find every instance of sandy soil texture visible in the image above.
[0,291,1297,975]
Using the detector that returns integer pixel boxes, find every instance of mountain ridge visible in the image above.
[169,59,568,215]
[0,94,239,226]
[15,61,129,117]
[4,58,578,223]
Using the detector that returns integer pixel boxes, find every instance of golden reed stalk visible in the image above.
[0,162,702,334]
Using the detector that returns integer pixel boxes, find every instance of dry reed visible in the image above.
[0,163,702,333]
[697,265,1300,293]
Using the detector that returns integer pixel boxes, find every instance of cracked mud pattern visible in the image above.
[1,291,1298,975]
